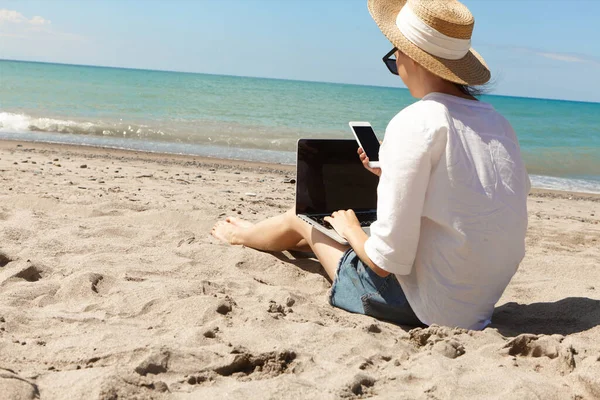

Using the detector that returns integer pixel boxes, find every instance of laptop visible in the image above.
[295,139,379,245]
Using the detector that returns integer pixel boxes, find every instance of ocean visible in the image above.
[1,59,599,193]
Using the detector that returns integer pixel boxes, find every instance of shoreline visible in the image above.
[0,138,296,175]
[2,138,599,201]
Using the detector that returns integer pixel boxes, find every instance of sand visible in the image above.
[0,140,599,400]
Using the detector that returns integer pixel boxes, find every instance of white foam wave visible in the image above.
[530,174,600,194]
[0,111,167,139]
[0,112,299,150]
[0,112,100,134]
[0,112,32,132]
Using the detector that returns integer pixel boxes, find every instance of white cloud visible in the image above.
[536,52,586,63]
[479,43,600,67]
[536,51,600,67]
[0,8,83,43]
[0,9,26,23]
[30,16,50,26]
[0,9,51,25]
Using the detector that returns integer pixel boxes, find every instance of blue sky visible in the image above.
[1,0,599,102]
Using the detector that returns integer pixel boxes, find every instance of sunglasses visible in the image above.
[383,47,398,75]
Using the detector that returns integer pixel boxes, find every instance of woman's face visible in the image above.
[395,50,414,90]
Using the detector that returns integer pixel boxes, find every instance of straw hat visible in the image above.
[368,0,490,85]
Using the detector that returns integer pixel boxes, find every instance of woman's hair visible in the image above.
[454,79,495,98]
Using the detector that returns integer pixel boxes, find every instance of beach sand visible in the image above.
[0,140,599,400]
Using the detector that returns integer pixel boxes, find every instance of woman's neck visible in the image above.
[414,71,478,101]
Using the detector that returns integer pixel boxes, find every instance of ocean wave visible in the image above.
[0,112,170,140]
[529,175,600,194]
[0,111,300,151]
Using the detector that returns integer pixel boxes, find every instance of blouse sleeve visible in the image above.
[364,108,446,275]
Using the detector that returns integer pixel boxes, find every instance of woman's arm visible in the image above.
[324,210,390,277]
[362,107,446,276]
[345,224,390,277]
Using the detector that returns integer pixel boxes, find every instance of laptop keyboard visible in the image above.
[308,215,333,229]
[356,212,377,227]
[307,212,376,229]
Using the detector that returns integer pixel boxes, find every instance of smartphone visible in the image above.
[349,121,381,168]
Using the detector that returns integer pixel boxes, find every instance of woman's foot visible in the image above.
[211,217,253,245]
[226,216,254,229]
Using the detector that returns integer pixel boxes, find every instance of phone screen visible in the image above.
[352,125,380,162]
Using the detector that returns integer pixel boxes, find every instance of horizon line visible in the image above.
[1,58,598,105]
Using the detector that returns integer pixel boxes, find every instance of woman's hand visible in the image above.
[324,209,362,239]
[357,147,382,177]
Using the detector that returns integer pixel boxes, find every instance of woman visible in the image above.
[212,0,530,330]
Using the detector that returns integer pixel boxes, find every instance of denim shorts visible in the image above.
[328,249,423,327]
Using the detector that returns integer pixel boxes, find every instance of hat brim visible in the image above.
[368,0,491,86]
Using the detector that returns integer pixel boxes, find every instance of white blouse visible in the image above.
[364,92,531,330]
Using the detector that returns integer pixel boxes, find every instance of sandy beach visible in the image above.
[0,140,599,399]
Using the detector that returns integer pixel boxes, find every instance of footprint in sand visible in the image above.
[0,252,12,267]
[212,349,296,379]
[135,351,170,376]
[216,296,236,315]
[89,273,104,294]
[15,265,43,282]
[1,260,46,284]
[203,326,220,339]
[504,334,560,359]
[503,334,576,373]
[345,373,376,397]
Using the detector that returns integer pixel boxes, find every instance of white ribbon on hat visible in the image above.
[396,5,471,60]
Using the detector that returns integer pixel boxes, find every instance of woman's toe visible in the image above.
[212,220,237,244]
[226,217,254,228]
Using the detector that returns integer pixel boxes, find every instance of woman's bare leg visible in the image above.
[290,240,312,253]
[211,209,349,280]
[225,217,311,252]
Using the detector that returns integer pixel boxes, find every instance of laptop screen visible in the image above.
[296,139,379,215]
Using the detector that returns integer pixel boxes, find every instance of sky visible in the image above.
[1,0,600,103]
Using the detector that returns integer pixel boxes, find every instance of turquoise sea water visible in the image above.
[1,59,599,193]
